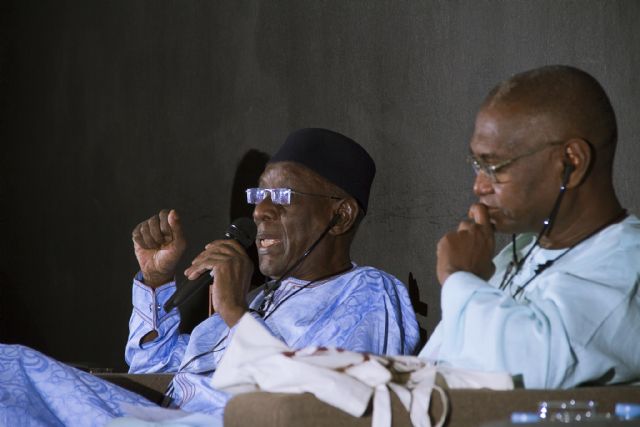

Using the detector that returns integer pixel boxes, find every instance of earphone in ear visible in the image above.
[329,213,341,227]
[561,163,575,188]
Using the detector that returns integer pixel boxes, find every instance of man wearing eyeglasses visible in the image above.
[421,65,640,389]
[0,128,420,425]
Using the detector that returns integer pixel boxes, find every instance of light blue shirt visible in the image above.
[421,214,640,388]
[127,264,420,411]
[0,264,419,427]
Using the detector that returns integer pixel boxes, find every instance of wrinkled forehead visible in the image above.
[258,161,332,192]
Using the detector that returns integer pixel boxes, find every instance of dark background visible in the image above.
[1,1,639,371]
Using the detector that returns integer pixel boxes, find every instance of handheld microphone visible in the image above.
[163,217,257,312]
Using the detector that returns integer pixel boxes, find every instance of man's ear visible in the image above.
[564,138,593,188]
[329,198,359,235]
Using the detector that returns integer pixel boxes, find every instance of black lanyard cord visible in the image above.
[500,209,627,298]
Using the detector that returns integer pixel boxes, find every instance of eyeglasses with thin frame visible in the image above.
[245,188,342,205]
[467,140,566,183]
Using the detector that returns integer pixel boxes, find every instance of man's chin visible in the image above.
[491,218,531,235]
[488,215,517,235]
[258,263,282,280]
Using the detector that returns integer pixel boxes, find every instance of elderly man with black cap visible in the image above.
[0,128,419,425]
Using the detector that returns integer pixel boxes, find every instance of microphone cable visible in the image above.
[162,212,343,398]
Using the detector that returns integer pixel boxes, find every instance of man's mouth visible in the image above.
[256,231,283,251]
[259,238,281,248]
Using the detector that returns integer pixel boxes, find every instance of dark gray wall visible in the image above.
[2,1,639,370]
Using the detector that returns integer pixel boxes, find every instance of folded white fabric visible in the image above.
[212,313,514,427]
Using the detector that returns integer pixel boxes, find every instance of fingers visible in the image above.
[438,203,496,285]
[132,209,179,249]
[147,214,167,244]
[132,221,161,249]
[131,224,145,248]
[457,220,475,232]
[139,221,160,248]
[167,209,183,240]
[158,209,173,241]
[457,204,492,233]
[204,239,244,253]
[184,239,247,279]
[468,203,491,228]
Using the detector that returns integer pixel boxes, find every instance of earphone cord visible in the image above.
[178,215,340,363]
[261,263,354,321]
[499,169,571,291]
[498,170,627,296]
[508,208,627,298]
[161,214,342,407]
[276,214,340,283]
[256,214,341,315]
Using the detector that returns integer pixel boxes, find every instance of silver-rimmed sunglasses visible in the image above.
[246,188,342,205]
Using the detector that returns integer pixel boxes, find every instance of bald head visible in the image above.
[471,66,623,243]
[485,66,617,160]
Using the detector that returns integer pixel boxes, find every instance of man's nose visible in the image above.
[253,196,278,223]
[473,171,495,197]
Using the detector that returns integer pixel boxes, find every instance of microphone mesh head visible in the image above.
[225,217,257,248]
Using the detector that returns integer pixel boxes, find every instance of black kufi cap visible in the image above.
[269,128,376,214]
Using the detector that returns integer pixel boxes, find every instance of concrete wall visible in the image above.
[2,0,639,369]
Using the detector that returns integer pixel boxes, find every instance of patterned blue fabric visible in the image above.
[128,264,419,410]
[0,264,419,425]
[421,214,640,388]
[0,345,156,427]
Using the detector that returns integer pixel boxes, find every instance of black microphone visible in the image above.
[163,217,257,312]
